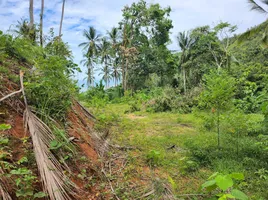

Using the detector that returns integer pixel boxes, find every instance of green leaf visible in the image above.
[0,124,11,131]
[202,180,216,189]
[231,189,248,200]
[34,192,47,199]
[17,157,28,165]
[0,138,9,145]
[225,193,235,198]
[49,140,62,150]
[215,175,233,191]
[230,173,244,180]
[208,172,219,180]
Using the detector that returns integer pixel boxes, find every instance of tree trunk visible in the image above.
[59,0,66,37]
[183,67,186,95]
[217,106,220,149]
[29,0,34,28]
[40,0,44,47]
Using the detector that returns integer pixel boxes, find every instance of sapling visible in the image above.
[199,69,236,148]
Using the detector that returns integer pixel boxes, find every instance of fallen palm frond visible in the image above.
[0,168,12,200]
[74,99,96,120]
[0,88,22,102]
[24,108,77,200]
[19,71,77,200]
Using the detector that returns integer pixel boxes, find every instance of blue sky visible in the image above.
[0,0,266,88]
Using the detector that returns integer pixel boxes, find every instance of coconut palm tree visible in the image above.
[40,0,44,46]
[59,0,65,37]
[99,65,112,89]
[108,27,119,48]
[14,19,31,38]
[79,26,101,86]
[239,0,268,47]
[80,56,95,87]
[111,57,121,86]
[29,0,34,28]
[176,31,194,94]
[99,38,112,88]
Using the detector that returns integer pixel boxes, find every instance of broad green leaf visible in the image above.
[202,180,216,189]
[208,172,219,180]
[218,194,227,200]
[226,193,235,198]
[0,138,9,145]
[0,124,11,131]
[230,173,244,180]
[215,175,233,191]
[49,140,62,150]
[231,189,248,200]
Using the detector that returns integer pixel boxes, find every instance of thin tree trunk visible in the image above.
[217,106,220,149]
[29,0,34,28]
[40,0,44,47]
[183,67,186,95]
[59,0,66,37]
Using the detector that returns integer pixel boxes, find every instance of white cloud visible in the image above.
[0,0,266,88]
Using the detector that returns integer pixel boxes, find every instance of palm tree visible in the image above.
[40,0,44,46]
[79,26,101,86]
[111,57,121,86]
[99,65,112,89]
[108,27,119,49]
[28,0,36,42]
[29,0,34,28]
[99,38,112,88]
[59,0,65,37]
[239,0,268,47]
[176,31,194,94]
[108,27,121,86]
[80,56,95,87]
[14,19,31,38]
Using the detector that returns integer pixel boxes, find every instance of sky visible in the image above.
[0,0,266,88]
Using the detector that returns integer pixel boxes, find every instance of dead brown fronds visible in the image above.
[24,108,77,200]
[0,168,12,200]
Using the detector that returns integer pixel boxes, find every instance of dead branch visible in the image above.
[0,89,22,103]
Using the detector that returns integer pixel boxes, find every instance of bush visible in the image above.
[25,56,78,121]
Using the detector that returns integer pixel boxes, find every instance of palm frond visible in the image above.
[0,169,12,200]
[248,0,268,14]
[24,108,77,200]
[261,0,268,5]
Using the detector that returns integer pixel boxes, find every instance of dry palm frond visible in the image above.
[0,168,12,200]
[24,108,77,200]
[19,71,77,200]
[0,184,12,200]
[74,99,96,120]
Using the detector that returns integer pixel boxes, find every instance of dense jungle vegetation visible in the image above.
[0,0,268,200]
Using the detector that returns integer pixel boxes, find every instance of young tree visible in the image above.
[199,69,236,148]
[59,0,66,37]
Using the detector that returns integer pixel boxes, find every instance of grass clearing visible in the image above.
[85,102,267,199]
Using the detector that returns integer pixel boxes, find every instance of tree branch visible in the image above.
[0,89,22,103]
